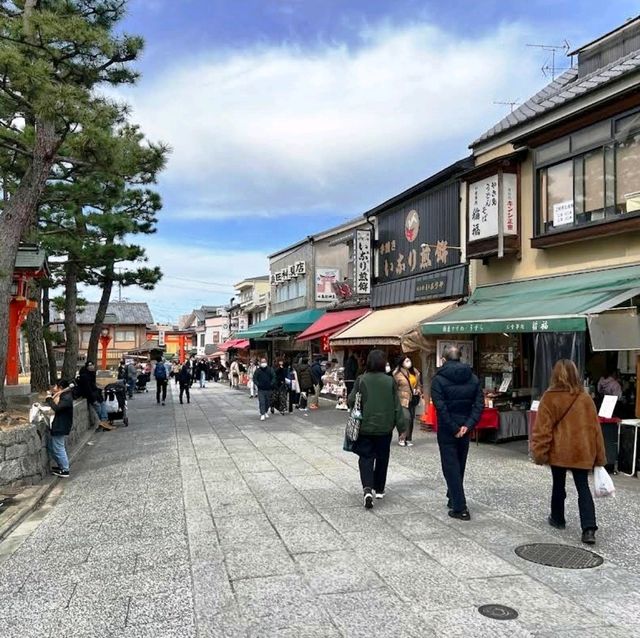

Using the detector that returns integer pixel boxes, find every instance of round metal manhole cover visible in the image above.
[515,543,603,569]
[478,604,519,621]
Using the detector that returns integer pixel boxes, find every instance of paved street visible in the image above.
[2,382,640,637]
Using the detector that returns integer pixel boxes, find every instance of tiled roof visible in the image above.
[472,49,640,147]
[15,246,46,270]
[76,302,154,326]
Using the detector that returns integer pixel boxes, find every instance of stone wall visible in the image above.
[0,400,90,487]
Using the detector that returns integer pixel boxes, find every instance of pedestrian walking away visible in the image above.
[45,379,75,478]
[177,362,192,404]
[393,356,422,447]
[125,359,138,399]
[196,359,208,388]
[272,360,289,415]
[431,345,483,521]
[344,353,359,399]
[531,359,607,545]
[294,357,315,413]
[347,349,406,509]
[309,357,324,410]
[230,359,241,389]
[253,358,275,420]
[154,358,169,405]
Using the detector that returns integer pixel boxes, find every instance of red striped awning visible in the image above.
[220,339,250,351]
[297,308,369,342]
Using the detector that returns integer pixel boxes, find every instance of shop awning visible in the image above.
[421,265,640,335]
[237,309,325,340]
[330,301,459,347]
[219,338,250,351]
[297,308,370,342]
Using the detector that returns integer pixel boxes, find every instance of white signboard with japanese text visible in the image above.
[315,268,340,302]
[553,200,574,227]
[354,230,371,295]
[469,174,518,240]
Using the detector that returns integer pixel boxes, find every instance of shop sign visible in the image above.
[415,274,447,299]
[469,173,518,240]
[316,268,340,301]
[158,329,165,347]
[354,229,371,295]
[271,261,306,286]
[422,317,586,335]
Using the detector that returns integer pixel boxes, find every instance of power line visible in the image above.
[162,275,235,289]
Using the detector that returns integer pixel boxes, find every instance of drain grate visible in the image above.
[515,543,603,569]
[478,604,519,621]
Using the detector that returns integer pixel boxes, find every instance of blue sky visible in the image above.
[104,0,640,321]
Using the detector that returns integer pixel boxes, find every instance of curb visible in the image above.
[0,426,96,544]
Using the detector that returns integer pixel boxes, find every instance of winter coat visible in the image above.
[46,391,74,436]
[275,366,288,386]
[77,366,101,403]
[253,366,275,391]
[393,368,422,409]
[311,362,323,386]
[431,361,483,438]
[177,365,192,387]
[347,372,406,436]
[230,361,240,377]
[126,363,138,381]
[295,363,315,393]
[344,356,359,382]
[531,390,607,470]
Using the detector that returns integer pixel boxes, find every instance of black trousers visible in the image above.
[438,435,470,512]
[404,403,416,441]
[354,433,392,493]
[179,383,190,404]
[156,380,167,403]
[550,466,597,531]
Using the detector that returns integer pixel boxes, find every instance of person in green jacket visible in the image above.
[348,349,407,509]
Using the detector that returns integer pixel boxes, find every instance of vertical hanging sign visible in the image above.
[354,229,371,295]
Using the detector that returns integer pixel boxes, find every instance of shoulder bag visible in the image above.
[345,378,363,442]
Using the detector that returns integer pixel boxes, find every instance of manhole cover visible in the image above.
[515,543,603,569]
[478,604,519,621]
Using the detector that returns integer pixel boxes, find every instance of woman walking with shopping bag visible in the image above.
[531,359,607,545]
[347,350,406,509]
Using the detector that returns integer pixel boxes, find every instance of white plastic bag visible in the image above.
[104,397,119,413]
[593,466,615,498]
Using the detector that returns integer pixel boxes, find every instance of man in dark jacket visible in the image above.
[46,379,74,478]
[431,345,484,520]
[309,357,324,410]
[253,358,275,421]
[177,363,192,405]
[77,362,113,431]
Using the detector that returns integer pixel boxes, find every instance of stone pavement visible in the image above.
[1,381,640,637]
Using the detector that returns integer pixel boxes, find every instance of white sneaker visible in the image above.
[260,415,266,421]
[265,413,270,419]
[375,492,385,499]
[406,441,414,447]
[398,440,406,447]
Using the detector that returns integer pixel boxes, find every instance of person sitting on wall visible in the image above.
[77,361,113,431]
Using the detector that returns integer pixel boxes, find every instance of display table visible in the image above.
[425,406,499,441]
[497,410,528,441]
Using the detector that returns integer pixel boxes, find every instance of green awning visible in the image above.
[421,264,640,335]
[237,308,326,339]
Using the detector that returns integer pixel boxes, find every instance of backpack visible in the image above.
[154,364,167,381]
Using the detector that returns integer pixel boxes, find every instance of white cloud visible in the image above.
[78,238,269,323]
[126,20,544,218]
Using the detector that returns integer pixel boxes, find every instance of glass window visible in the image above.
[616,131,640,214]
[115,329,136,342]
[80,330,91,345]
[543,160,574,230]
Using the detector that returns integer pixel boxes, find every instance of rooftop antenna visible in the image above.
[493,99,521,113]
[526,40,571,80]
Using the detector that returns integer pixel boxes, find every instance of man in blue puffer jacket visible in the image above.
[431,345,484,521]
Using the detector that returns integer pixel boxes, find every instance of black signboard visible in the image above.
[376,181,460,284]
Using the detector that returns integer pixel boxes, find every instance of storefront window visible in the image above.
[536,108,640,236]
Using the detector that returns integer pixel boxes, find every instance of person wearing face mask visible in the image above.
[393,356,422,447]
[253,358,276,421]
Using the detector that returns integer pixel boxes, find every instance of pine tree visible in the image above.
[0,0,143,409]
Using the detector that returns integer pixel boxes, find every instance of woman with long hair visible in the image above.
[347,350,406,509]
[393,355,422,447]
[531,359,606,545]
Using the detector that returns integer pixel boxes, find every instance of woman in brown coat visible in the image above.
[531,359,607,545]
[393,356,422,447]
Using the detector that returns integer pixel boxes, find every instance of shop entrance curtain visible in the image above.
[531,332,586,399]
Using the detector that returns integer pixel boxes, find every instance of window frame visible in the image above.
[115,329,136,343]
[534,105,640,241]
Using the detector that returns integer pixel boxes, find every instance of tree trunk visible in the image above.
[62,260,79,380]
[42,281,58,384]
[87,263,115,365]
[0,119,60,410]
[24,280,49,392]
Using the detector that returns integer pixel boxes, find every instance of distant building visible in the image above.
[181,305,227,355]
[75,302,154,364]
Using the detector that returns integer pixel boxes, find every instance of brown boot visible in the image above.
[100,421,116,431]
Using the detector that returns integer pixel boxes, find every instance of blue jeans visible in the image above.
[258,389,271,416]
[93,401,108,421]
[200,371,206,388]
[48,435,69,471]
[126,378,135,397]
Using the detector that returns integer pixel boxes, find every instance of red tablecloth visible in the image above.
[423,404,499,433]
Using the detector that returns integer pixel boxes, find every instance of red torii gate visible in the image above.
[7,246,48,386]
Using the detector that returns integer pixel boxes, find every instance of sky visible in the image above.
[90,0,640,322]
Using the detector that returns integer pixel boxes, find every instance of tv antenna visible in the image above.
[526,40,572,80]
[493,99,521,113]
